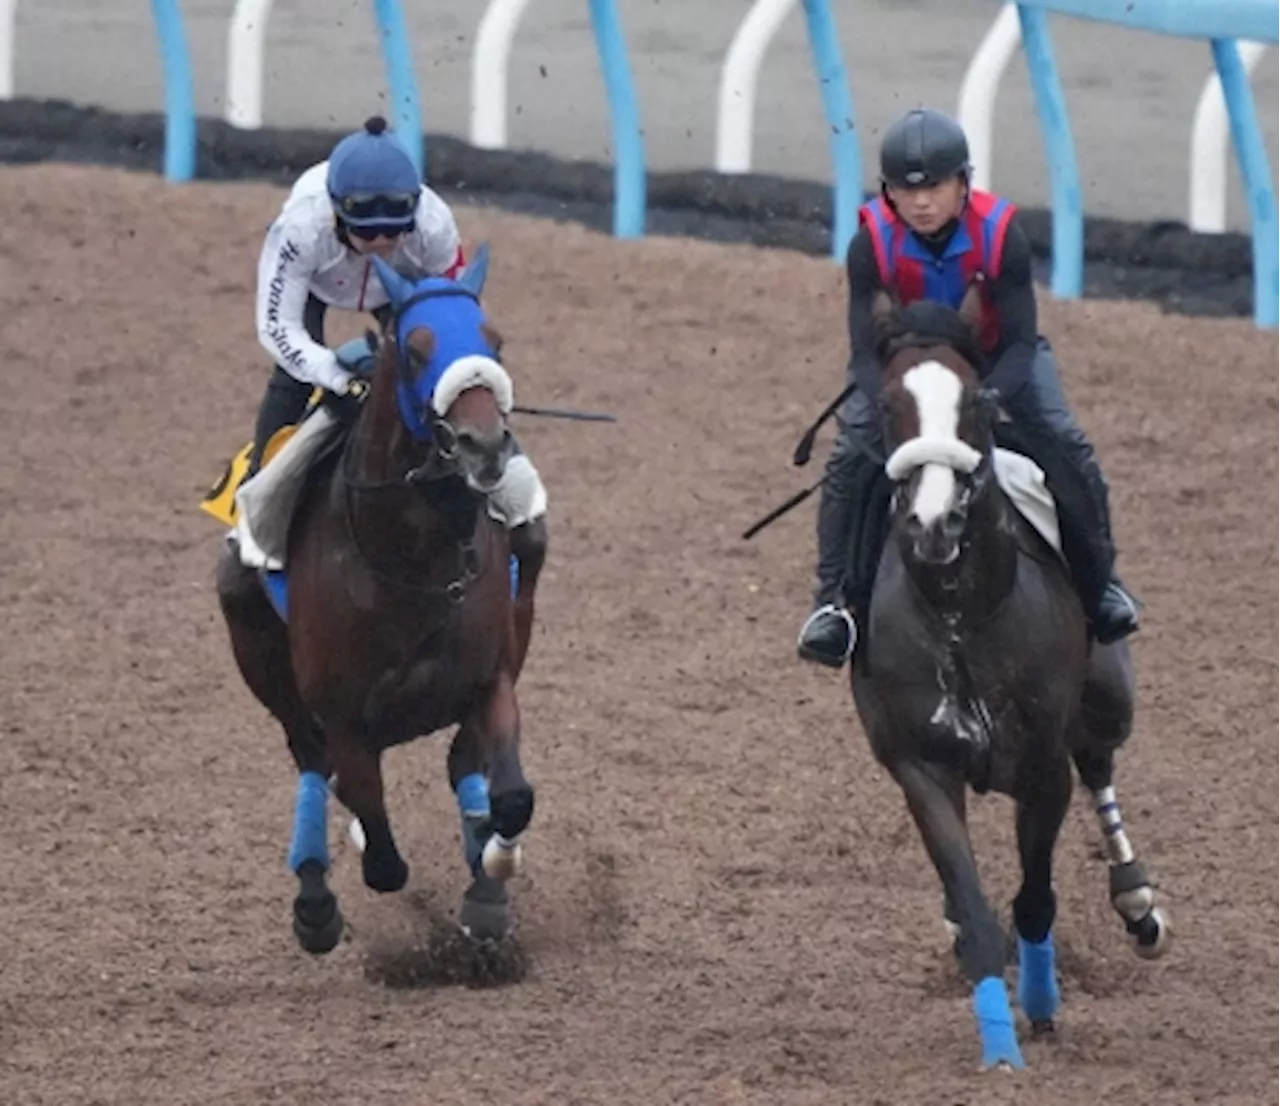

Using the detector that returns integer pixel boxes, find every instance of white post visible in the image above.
[470,0,534,149]
[1189,41,1269,233]
[226,0,275,129]
[715,0,798,174]
[956,2,1021,192]
[0,0,17,99]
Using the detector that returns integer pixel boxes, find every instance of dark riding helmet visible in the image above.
[879,108,971,188]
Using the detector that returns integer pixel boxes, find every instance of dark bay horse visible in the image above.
[216,248,541,953]
[851,286,1170,1070]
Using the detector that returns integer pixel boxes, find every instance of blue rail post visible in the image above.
[1013,0,1278,327]
[372,0,424,178]
[587,0,646,239]
[150,0,196,182]
[800,0,862,263]
[1016,4,1083,300]
[1211,38,1278,329]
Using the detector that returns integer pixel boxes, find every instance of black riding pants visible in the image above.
[820,338,1117,618]
[998,338,1117,614]
[248,296,390,473]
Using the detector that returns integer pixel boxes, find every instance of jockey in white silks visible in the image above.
[234,114,547,575]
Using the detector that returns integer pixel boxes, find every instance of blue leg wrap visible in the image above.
[509,554,519,597]
[1017,932,1061,1023]
[972,976,1025,1069]
[287,770,329,873]
[456,772,490,874]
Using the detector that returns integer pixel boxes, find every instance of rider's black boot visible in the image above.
[797,476,860,668]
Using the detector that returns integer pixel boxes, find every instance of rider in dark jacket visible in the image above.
[797,108,1140,668]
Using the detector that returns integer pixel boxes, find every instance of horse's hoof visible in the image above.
[1130,906,1172,960]
[459,875,511,942]
[1029,1018,1056,1039]
[481,834,523,882]
[293,895,344,955]
[363,850,409,894]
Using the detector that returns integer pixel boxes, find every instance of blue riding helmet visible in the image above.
[326,116,421,231]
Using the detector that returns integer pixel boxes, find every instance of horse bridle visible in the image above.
[335,284,498,602]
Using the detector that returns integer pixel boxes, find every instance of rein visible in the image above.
[331,282,495,602]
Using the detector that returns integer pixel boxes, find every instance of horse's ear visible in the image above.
[957,277,984,334]
[404,326,435,371]
[869,290,897,361]
[364,328,381,357]
[973,386,1004,434]
[457,241,491,298]
[480,322,504,361]
[371,255,416,310]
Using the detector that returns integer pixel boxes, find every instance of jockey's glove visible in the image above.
[325,377,370,424]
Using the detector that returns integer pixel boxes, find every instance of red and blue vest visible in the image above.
[858,189,1016,352]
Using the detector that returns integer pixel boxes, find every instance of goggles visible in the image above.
[334,191,419,225]
[344,221,413,241]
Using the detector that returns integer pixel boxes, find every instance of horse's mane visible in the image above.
[874,298,989,379]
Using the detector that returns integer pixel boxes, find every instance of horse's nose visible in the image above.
[907,513,961,566]
[941,503,968,543]
[458,428,513,491]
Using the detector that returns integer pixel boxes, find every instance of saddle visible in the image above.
[199,337,377,536]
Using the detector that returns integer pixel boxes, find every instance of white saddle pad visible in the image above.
[992,447,1062,559]
[231,408,342,570]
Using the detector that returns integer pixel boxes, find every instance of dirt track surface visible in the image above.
[0,165,1276,1105]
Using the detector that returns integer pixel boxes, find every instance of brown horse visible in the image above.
[216,248,545,953]
[850,286,1170,1070]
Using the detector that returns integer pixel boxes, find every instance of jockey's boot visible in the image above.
[1073,461,1141,645]
[1093,572,1140,645]
[798,603,856,668]
[796,476,859,669]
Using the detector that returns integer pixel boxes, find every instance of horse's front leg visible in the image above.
[1011,755,1072,1036]
[445,668,533,941]
[448,722,509,941]
[893,759,1024,1071]
[509,518,547,680]
[476,667,535,880]
[330,730,408,893]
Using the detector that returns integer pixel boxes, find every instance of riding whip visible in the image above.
[740,476,826,541]
[792,381,858,466]
[511,404,618,423]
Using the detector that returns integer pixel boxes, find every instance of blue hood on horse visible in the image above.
[371,245,511,440]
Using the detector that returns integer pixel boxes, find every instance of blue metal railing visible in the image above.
[371,0,424,178]
[588,0,646,239]
[150,0,195,182]
[140,0,1278,327]
[1014,0,1279,328]
[800,0,861,262]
